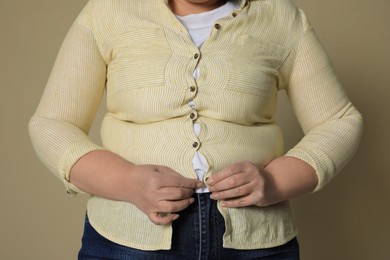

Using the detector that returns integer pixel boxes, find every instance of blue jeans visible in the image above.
[78,193,300,260]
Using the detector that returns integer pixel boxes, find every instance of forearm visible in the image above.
[70,150,134,201]
[264,156,318,204]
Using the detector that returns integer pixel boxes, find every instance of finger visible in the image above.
[157,166,204,189]
[210,182,253,201]
[207,162,246,186]
[208,170,251,193]
[148,212,180,225]
[220,193,258,208]
[156,197,195,214]
[158,187,195,201]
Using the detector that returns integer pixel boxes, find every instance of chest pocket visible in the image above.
[226,35,290,97]
[108,28,171,93]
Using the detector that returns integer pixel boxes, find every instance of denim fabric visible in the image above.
[78,193,300,260]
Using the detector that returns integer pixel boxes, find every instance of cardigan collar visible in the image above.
[161,0,263,10]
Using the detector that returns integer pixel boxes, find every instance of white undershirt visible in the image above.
[176,2,239,193]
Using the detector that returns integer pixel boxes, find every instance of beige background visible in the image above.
[1,0,389,259]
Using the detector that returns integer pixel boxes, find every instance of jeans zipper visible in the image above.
[198,194,202,260]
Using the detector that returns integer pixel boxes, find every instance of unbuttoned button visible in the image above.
[192,142,199,148]
[214,23,221,30]
[232,12,237,17]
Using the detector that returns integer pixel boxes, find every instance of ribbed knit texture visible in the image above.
[29,0,363,250]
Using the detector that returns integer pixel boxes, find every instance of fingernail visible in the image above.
[173,214,180,220]
[189,198,195,204]
[158,212,169,218]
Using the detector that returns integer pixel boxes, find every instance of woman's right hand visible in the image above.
[123,164,203,225]
[70,150,203,225]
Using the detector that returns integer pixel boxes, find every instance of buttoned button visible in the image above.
[194,53,199,59]
[214,23,221,30]
[192,142,199,148]
[190,112,198,120]
[190,86,196,92]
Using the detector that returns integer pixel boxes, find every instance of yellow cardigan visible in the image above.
[29,0,363,250]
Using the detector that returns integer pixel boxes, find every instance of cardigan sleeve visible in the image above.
[28,2,107,195]
[284,17,363,192]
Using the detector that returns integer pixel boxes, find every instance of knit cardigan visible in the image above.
[29,0,363,250]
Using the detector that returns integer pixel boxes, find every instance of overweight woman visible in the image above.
[29,0,363,259]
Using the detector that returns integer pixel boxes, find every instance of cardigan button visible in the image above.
[190,86,196,92]
[192,142,199,148]
[214,23,222,30]
[194,53,199,59]
[190,112,197,120]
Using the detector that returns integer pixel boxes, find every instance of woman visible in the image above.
[29,0,363,259]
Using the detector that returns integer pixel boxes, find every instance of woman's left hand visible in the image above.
[207,161,279,208]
